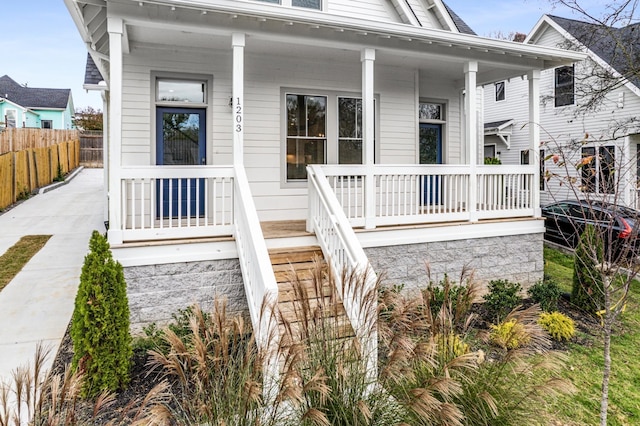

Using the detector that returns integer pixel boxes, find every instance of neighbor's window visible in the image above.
[495,81,505,102]
[581,146,615,194]
[41,120,52,129]
[5,109,16,128]
[156,79,205,103]
[555,65,574,107]
[286,94,327,180]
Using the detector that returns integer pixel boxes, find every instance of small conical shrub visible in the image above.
[71,230,131,397]
[572,224,605,315]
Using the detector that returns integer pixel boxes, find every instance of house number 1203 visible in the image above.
[235,98,242,132]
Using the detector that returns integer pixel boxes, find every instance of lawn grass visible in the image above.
[0,235,52,292]
[544,246,640,425]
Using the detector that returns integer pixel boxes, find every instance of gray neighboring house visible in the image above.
[484,15,640,208]
[0,75,75,129]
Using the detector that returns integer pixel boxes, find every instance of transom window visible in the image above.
[419,102,444,122]
[156,79,206,103]
[555,66,574,107]
[495,81,505,102]
[286,94,327,180]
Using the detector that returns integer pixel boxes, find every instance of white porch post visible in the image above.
[622,136,632,207]
[107,17,124,244]
[362,48,376,229]
[465,61,478,222]
[101,91,109,225]
[232,33,245,166]
[528,69,541,217]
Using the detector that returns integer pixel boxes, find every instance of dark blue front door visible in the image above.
[420,123,442,205]
[156,107,206,218]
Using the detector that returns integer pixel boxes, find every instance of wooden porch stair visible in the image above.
[268,246,354,343]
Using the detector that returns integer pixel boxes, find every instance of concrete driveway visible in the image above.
[0,168,105,383]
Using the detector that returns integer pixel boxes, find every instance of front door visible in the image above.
[419,123,442,204]
[156,107,206,217]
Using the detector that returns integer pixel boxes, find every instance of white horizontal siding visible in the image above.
[328,0,402,23]
[405,0,441,30]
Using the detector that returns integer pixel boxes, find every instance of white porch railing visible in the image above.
[120,166,234,241]
[319,164,535,227]
[307,165,378,383]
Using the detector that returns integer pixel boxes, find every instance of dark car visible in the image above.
[541,200,640,259]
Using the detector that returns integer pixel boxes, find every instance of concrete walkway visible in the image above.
[0,168,104,383]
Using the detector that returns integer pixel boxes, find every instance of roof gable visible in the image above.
[0,75,71,109]
[527,15,640,92]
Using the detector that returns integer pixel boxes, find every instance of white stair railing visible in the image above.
[307,164,378,383]
[232,165,280,400]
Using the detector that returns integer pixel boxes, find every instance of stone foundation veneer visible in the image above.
[364,233,544,291]
[124,258,246,334]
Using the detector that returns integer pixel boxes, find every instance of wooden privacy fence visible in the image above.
[80,131,103,167]
[0,140,80,211]
[0,129,79,155]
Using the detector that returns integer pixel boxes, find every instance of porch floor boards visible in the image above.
[268,246,355,344]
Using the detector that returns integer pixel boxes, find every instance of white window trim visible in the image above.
[5,109,17,128]
[418,99,447,164]
[281,88,379,188]
[484,144,497,160]
[495,81,506,102]
[150,71,213,166]
[252,0,326,10]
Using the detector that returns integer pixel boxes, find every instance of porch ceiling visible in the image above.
[70,0,586,86]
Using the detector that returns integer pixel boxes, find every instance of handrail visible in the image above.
[307,164,378,383]
[232,165,280,399]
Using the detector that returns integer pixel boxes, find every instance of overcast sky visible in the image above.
[0,1,613,111]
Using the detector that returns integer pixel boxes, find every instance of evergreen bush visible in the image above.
[71,230,132,397]
[483,279,522,322]
[572,224,605,314]
[527,276,561,312]
[489,319,530,349]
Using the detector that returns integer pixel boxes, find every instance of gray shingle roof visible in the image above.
[0,75,71,109]
[84,53,104,86]
[548,15,640,89]
[484,119,513,130]
[443,2,476,36]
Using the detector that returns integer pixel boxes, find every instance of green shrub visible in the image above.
[484,157,502,165]
[423,274,472,322]
[538,311,575,341]
[572,224,605,314]
[490,319,530,349]
[71,230,131,397]
[527,276,561,312]
[483,279,522,322]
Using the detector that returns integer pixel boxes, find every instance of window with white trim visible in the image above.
[41,120,53,129]
[5,109,16,128]
[255,0,321,9]
[495,81,505,102]
[286,94,327,180]
[555,65,574,107]
[581,146,615,194]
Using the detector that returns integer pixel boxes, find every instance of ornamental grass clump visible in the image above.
[538,311,576,341]
[71,230,132,398]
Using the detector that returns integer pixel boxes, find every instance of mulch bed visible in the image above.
[49,295,604,424]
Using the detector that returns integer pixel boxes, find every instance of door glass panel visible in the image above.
[161,112,201,165]
[419,125,441,165]
[157,79,205,103]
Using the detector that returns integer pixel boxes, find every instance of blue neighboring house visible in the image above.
[0,75,75,129]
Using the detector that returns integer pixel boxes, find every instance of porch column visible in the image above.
[528,69,541,217]
[101,91,109,225]
[362,48,376,229]
[232,33,245,166]
[107,17,124,244]
[465,61,478,222]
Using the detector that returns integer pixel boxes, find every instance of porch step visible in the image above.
[268,246,355,343]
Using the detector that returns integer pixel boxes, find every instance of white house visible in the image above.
[483,15,640,209]
[64,0,584,343]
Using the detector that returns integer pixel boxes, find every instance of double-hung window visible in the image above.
[555,66,574,107]
[286,94,327,180]
[338,97,363,164]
